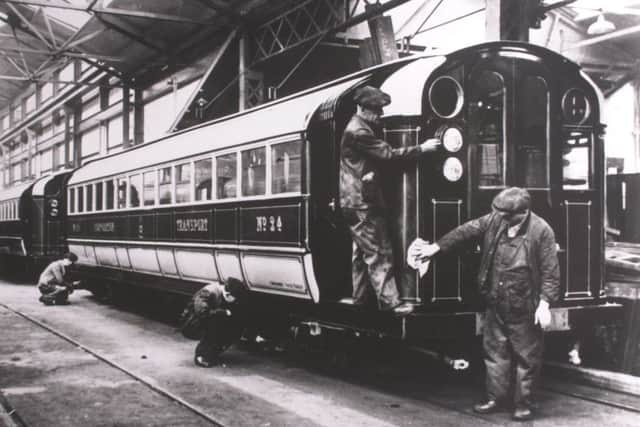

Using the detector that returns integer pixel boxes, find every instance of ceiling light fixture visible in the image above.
[587,13,616,35]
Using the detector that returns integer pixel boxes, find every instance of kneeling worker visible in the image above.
[180,278,250,367]
[37,252,80,306]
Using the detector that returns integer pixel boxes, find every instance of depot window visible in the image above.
[216,153,237,199]
[175,163,191,204]
[143,171,156,206]
[272,141,302,194]
[242,147,266,196]
[194,158,212,201]
[159,167,172,205]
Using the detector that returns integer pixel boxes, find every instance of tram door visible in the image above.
[466,59,602,302]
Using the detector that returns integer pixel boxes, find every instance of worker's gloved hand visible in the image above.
[407,238,428,269]
[534,299,551,330]
[419,138,441,153]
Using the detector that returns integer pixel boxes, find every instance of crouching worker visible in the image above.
[37,252,80,306]
[180,278,250,368]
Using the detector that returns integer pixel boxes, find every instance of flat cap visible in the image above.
[353,85,391,109]
[492,187,531,214]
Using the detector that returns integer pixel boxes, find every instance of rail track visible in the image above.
[0,302,227,427]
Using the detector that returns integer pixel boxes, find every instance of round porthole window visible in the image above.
[428,76,464,119]
[561,88,591,125]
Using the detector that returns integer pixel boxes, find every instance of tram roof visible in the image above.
[68,71,384,185]
[32,170,71,197]
[0,180,34,202]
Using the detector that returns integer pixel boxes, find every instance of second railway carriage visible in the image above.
[0,171,73,274]
[65,41,619,355]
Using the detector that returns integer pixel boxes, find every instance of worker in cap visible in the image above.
[339,85,440,316]
[407,187,560,421]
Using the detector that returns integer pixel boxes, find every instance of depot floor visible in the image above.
[1,280,639,427]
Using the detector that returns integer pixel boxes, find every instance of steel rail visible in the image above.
[0,302,227,427]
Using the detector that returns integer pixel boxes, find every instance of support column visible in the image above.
[134,89,144,145]
[238,31,247,111]
[633,77,640,173]
[485,0,541,42]
[71,99,82,168]
[122,86,130,149]
[63,105,73,168]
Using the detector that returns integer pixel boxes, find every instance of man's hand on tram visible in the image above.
[534,299,552,330]
[407,239,440,269]
[419,138,441,153]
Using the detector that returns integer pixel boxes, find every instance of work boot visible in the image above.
[391,302,414,317]
[39,296,54,306]
[473,400,501,414]
[512,406,533,421]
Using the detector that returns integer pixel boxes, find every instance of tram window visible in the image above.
[129,174,141,208]
[77,186,84,213]
[272,141,302,194]
[194,158,212,201]
[159,167,172,205]
[143,171,156,206]
[86,184,93,212]
[175,163,191,204]
[69,188,75,214]
[516,76,549,189]
[242,147,266,196]
[563,131,591,190]
[117,178,127,209]
[95,182,103,211]
[469,70,506,188]
[216,153,237,199]
[106,180,114,210]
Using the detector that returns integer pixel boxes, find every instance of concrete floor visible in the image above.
[1,280,639,427]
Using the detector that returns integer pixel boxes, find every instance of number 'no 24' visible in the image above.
[256,215,283,232]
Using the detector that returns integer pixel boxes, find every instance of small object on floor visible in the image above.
[473,400,501,414]
[194,355,219,368]
[512,406,533,421]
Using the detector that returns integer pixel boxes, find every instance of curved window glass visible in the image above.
[516,76,549,189]
[468,70,506,188]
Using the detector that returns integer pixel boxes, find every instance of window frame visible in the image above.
[65,135,305,216]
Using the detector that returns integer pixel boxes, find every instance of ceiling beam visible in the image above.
[195,0,244,21]
[0,0,87,11]
[5,2,54,50]
[566,23,640,50]
[40,6,58,49]
[94,14,165,53]
[2,0,219,25]
[0,47,125,63]
[92,6,216,25]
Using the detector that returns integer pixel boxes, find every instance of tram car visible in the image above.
[64,41,620,357]
[0,171,72,275]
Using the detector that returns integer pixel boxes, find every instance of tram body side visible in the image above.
[0,172,71,274]
[63,42,619,344]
